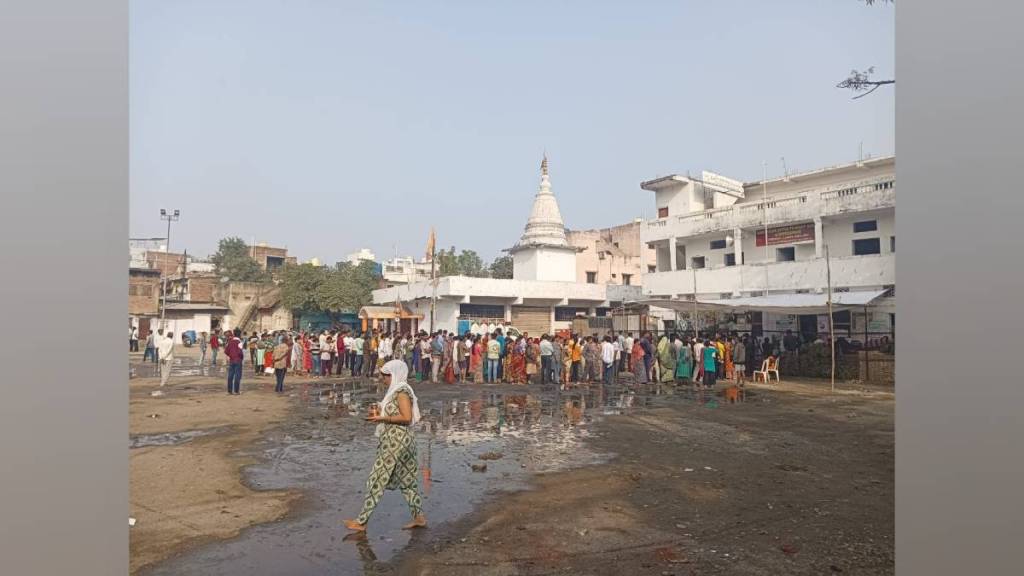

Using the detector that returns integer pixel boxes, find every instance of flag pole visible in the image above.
[428,228,436,334]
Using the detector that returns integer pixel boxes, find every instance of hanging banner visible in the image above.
[755,222,816,247]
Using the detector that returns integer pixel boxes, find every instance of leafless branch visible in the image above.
[837,67,894,99]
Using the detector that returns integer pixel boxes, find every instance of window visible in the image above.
[883,284,896,297]
[647,265,657,273]
[586,271,597,283]
[720,293,732,300]
[890,236,895,253]
[725,253,736,266]
[622,273,632,285]
[460,304,505,318]
[853,220,878,233]
[776,247,795,262]
[613,242,619,248]
[657,207,669,218]
[709,239,727,250]
[555,307,586,321]
[853,238,881,255]
[691,256,706,269]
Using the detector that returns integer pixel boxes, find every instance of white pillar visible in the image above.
[669,237,677,271]
[504,303,512,322]
[814,217,823,258]
[733,228,742,265]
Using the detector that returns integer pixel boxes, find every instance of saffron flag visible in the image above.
[426,227,436,260]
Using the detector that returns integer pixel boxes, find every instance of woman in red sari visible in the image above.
[302,334,313,374]
[508,340,526,384]
[263,335,275,374]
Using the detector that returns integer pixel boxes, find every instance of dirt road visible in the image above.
[392,381,894,576]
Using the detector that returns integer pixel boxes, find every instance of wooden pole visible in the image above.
[692,267,699,339]
[825,245,835,392]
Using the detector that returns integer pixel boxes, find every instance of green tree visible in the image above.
[210,237,269,282]
[279,263,329,312]
[457,249,487,277]
[317,260,380,312]
[488,255,513,279]
[437,246,460,277]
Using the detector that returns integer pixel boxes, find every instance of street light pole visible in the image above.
[159,208,180,330]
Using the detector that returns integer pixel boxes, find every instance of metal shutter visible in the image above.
[511,306,550,336]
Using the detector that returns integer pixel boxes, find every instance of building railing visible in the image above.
[643,177,894,242]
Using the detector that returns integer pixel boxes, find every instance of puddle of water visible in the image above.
[130,357,228,379]
[130,427,231,449]
[141,379,694,576]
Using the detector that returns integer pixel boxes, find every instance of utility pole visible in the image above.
[826,244,835,392]
[692,267,699,338]
[159,209,180,330]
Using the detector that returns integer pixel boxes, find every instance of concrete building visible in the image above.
[129,267,161,337]
[640,155,895,338]
[567,221,656,286]
[382,256,433,286]
[250,243,298,271]
[346,248,377,266]
[373,156,641,336]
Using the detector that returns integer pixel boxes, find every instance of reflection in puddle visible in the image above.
[142,379,681,576]
[130,427,230,449]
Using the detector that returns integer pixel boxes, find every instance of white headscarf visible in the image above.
[377,359,421,437]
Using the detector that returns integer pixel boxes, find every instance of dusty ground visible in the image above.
[391,380,894,576]
[129,352,302,574]
[130,346,893,575]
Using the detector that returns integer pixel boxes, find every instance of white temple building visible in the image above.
[371,156,640,336]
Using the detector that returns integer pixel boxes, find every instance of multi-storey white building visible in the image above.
[640,156,895,338]
[382,256,433,285]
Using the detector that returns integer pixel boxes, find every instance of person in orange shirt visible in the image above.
[569,336,584,383]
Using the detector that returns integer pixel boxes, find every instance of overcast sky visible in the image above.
[130,0,894,265]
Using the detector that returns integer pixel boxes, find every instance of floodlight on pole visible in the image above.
[159,208,180,329]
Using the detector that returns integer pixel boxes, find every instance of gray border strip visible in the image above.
[898,0,1024,573]
[0,0,128,573]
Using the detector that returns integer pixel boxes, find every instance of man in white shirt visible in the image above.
[158,331,175,387]
[624,333,634,374]
[600,336,616,385]
[344,333,355,370]
[539,335,553,384]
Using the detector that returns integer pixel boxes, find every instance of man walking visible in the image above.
[143,329,156,363]
[431,331,444,383]
[225,328,244,395]
[601,336,616,385]
[351,331,364,377]
[158,331,175,387]
[551,335,564,389]
[486,333,501,383]
[130,326,139,352]
[209,330,220,366]
[539,335,553,385]
[273,336,291,393]
[198,331,208,366]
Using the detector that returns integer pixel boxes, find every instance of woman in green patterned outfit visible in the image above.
[345,359,428,532]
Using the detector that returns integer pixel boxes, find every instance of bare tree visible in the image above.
[838,0,894,99]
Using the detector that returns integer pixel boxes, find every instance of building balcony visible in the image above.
[642,176,894,244]
[641,253,895,299]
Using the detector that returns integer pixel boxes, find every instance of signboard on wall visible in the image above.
[755,222,816,247]
[701,171,745,198]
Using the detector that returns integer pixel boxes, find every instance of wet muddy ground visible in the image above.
[131,352,893,575]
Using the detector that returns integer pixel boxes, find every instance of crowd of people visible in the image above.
[137,322,798,398]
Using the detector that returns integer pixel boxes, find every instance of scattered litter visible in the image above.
[478,451,504,461]
[129,518,136,527]
[780,544,799,556]
[704,466,714,471]
[830,566,843,573]
[471,463,487,473]
[147,414,160,419]
[150,390,165,397]
[684,468,694,472]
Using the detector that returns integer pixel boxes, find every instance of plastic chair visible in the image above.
[767,356,780,382]
[753,358,770,383]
